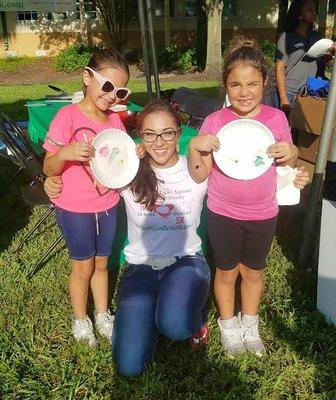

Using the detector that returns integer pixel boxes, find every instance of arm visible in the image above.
[275,61,290,109]
[43,142,94,176]
[188,135,219,183]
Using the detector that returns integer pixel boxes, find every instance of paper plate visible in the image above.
[307,38,333,58]
[90,129,139,188]
[110,104,128,112]
[213,119,275,180]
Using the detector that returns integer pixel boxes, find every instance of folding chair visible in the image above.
[171,87,200,106]
[0,119,63,275]
[179,94,222,129]
[0,114,43,195]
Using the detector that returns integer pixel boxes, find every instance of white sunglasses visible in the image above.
[85,67,131,101]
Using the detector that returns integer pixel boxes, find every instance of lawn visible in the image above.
[1,79,336,400]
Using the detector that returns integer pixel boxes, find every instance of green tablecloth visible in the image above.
[26,100,206,266]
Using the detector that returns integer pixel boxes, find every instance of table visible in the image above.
[26,100,207,266]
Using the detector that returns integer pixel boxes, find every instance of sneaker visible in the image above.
[188,324,209,348]
[72,316,98,347]
[94,309,115,341]
[239,312,266,357]
[217,316,245,358]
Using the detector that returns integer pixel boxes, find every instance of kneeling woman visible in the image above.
[113,100,210,376]
[44,100,210,377]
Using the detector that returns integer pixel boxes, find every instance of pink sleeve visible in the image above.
[43,108,73,154]
[199,116,212,136]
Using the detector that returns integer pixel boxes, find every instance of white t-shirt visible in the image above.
[121,156,207,265]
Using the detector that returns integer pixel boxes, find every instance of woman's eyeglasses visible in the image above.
[141,128,180,143]
[85,67,131,101]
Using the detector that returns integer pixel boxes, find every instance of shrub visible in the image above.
[55,44,103,72]
[0,56,37,71]
[260,39,277,64]
[145,45,197,73]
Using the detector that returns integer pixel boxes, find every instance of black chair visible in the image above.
[19,180,63,277]
[171,87,200,105]
[179,94,222,129]
[0,118,63,275]
[0,115,44,194]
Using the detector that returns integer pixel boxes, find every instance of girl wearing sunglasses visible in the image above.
[42,49,134,347]
[44,100,211,376]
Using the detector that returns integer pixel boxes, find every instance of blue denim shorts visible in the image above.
[55,205,117,260]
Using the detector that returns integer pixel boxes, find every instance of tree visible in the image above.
[79,0,88,45]
[277,0,289,37]
[95,0,136,50]
[196,0,207,70]
[204,0,223,76]
[164,0,170,46]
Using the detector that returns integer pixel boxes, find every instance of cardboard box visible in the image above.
[297,130,320,163]
[290,96,331,135]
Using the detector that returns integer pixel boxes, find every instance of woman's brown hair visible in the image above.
[223,35,268,84]
[130,99,181,211]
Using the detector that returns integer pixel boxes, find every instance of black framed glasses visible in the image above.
[141,128,180,143]
[85,67,131,100]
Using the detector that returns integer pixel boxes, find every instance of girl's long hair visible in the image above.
[223,35,268,84]
[283,0,316,33]
[130,100,181,211]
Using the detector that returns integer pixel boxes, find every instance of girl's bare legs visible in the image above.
[239,263,264,315]
[90,255,109,313]
[214,266,239,319]
[215,265,245,356]
[239,263,265,355]
[69,258,95,319]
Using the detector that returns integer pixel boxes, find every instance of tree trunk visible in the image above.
[277,0,289,38]
[164,0,170,46]
[196,0,207,71]
[205,0,223,76]
[79,0,88,45]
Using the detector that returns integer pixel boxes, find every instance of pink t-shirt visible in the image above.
[43,103,125,213]
[200,105,292,221]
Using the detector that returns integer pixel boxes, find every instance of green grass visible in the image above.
[1,79,336,399]
[0,56,39,72]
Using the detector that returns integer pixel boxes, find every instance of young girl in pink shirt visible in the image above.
[188,36,310,357]
[43,49,132,346]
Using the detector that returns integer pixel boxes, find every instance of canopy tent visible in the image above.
[137,0,161,100]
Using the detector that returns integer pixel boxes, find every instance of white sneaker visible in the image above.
[217,316,245,358]
[239,312,266,357]
[94,309,115,341]
[72,316,98,347]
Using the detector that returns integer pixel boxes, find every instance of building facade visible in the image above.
[0,0,334,57]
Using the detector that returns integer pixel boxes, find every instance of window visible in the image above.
[328,0,335,14]
[222,0,236,17]
[185,0,197,17]
[154,0,175,18]
[76,0,97,20]
[45,12,68,20]
[17,11,38,21]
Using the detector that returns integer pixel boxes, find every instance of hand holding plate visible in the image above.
[267,142,297,163]
[190,135,220,154]
[59,142,95,162]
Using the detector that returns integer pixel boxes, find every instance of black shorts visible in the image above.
[207,209,278,271]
